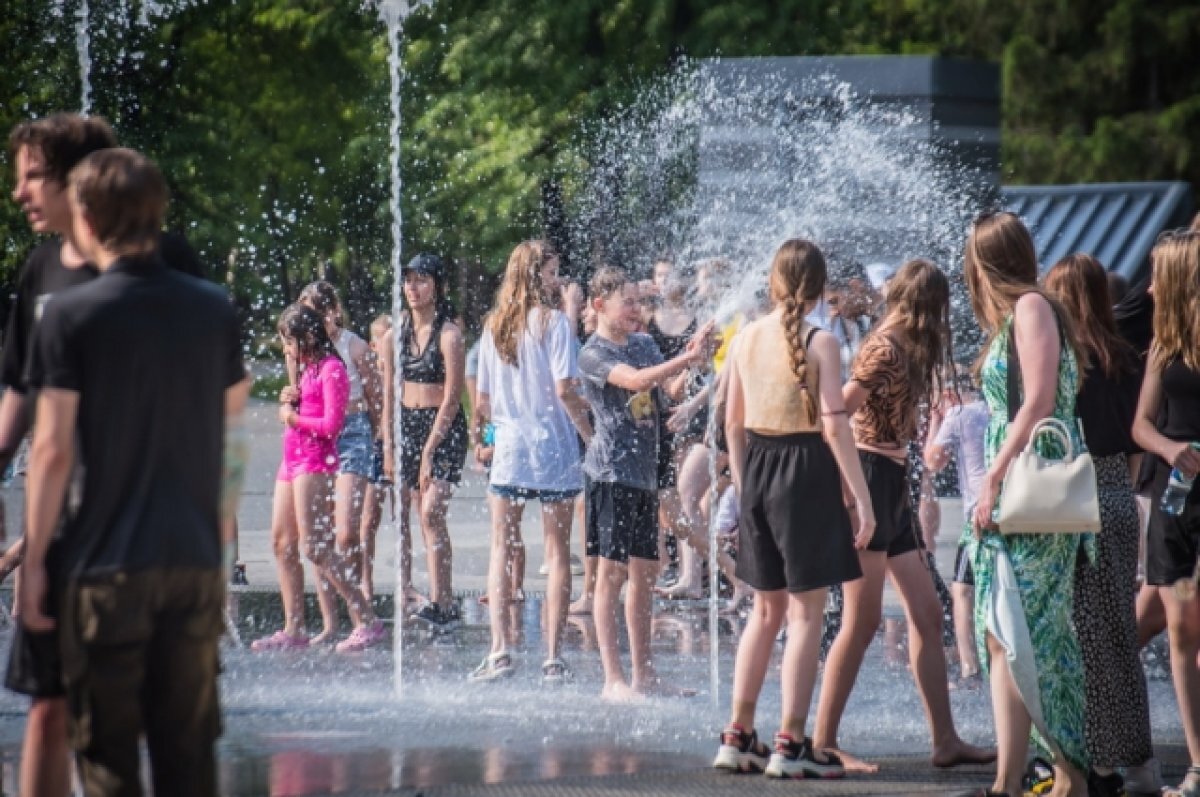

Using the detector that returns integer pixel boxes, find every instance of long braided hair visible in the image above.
[768,239,827,425]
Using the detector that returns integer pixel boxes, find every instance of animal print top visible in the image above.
[849,333,917,448]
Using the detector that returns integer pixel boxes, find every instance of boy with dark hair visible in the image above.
[19,147,250,797]
[578,266,712,701]
[3,111,118,797]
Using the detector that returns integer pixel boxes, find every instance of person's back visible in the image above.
[479,305,580,489]
[48,259,237,573]
[734,315,820,434]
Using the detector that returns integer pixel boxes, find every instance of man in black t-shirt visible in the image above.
[19,148,249,797]
[2,112,119,797]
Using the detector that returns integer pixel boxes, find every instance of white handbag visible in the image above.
[995,417,1101,534]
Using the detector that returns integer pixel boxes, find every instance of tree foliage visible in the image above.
[1,0,1197,337]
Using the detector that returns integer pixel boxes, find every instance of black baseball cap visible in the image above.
[403,253,445,282]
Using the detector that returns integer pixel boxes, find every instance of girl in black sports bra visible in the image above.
[397,253,469,632]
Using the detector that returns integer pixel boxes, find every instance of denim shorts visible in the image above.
[488,484,580,504]
[337,412,374,478]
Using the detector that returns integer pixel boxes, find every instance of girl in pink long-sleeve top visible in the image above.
[252,304,386,653]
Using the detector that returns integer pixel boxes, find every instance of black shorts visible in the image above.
[737,432,862,593]
[953,542,975,586]
[860,451,921,558]
[369,438,392,486]
[585,479,659,564]
[5,544,64,699]
[1146,457,1200,586]
[399,406,468,490]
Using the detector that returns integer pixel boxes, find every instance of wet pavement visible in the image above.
[0,603,1188,795]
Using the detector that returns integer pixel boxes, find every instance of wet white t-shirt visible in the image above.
[933,399,990,519]
[476,308,582,491]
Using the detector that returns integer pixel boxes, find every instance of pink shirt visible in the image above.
[279,356,349,478]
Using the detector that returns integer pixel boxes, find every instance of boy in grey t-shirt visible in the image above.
[578,267,712,701]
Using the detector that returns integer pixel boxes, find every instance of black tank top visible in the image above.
[400,315,446,384]
[1162,356,1200,440]
[648,316,696,360]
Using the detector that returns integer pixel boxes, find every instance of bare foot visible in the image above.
[601,681,646,704]
[931,738,997,768]
[310,628,336,646]
[654,581,703,600]
[819,746,879,774]
[568,595,593,615]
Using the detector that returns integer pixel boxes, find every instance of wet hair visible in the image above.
[879,259,955,404]
[68,148,167,255]
[767,239,826,425]
[9,113,117,184]
[964,211,1084,374]
[277,303,340,365]
[299,280,343,328]
[487,239,558,367]
[589,266,628,301]
[1044,254,1135,379]
[1148,229,1200,372]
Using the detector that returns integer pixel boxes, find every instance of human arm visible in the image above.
[221,374,253,564]
[724,355,747,496]
[1133,361,1200,478]
[19,388,78,631]
[356,336,384,434]
[923,406,959,474]
[972,294,1063,534]
[556,378,593,445]
[666,378,711,432]
[813,331,875,548]
[379,328,395,479]
[419,323,467,492]
[0,389,31,476]
[604,321,715,392]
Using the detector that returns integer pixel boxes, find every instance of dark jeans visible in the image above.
[62,567,225,797]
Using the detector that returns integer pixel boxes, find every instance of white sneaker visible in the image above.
[538,563,549,576]
[570,555,584,576]
[468,651,515,682]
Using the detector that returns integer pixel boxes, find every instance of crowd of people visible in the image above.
[0,110,1198,797]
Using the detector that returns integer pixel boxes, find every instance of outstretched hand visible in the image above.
[685,321,717,363]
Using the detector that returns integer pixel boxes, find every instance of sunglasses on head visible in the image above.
[1155,227,1200,244]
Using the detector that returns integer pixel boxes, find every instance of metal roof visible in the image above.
[1001,181,1194,283]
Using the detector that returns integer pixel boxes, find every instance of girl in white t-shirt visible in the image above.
[470,240,594,684]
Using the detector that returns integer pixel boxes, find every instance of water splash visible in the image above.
[76,0,92,112]
[371,0,435,698]
[569,62,984,348]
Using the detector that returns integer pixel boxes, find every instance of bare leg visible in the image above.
[1137,583,1167,648]
[312,571,338,643]
[595,558,638,701]
[730,590,787,730]
[569,494,594,614]
[359,481,383,602]
[627,557,660,693]
[397,486,420,609]
[335,472,367,585]
[271,480,305,636]
[668,443,742,598]
[780,589,830,741]
[813,549,886,772]
[486,495,524,654]
[20,697,70,797]
[888,551,993,767]
[419,480,454,607]
[1161,587,1200,765]
[986,632,1032,796]
[294,473,375,628]
[541,498,574,661]
[951,583,980,677]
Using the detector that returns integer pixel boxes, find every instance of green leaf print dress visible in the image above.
[966,316,1092,773]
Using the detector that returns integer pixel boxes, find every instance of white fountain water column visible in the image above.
[75,0,92,113]
[375,0,432,700]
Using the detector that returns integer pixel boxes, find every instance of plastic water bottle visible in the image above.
[481,423,495,447]
[1161,442,1200,516]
